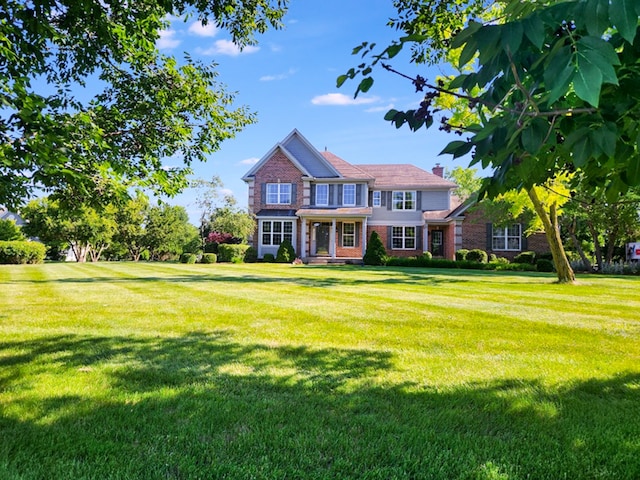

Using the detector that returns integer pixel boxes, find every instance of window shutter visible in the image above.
[486,223,493,250]
[291,183,297,204]
[381,191,386,207]
[329,185,335,206]
[416,191,422,210]
[338,223,342,247]
[356,224,360,246]
[338,185,343,205]
[387,226,392,249]
[387,192,392,211]
[416,225,423,250]
[310,184,316,205]
[356,184,362,206]
[261,183,266,204]
[368,190,373,206]
[521,225,528,251]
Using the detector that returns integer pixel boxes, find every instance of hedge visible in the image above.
[217,244,250,263]
[0,241,46,264]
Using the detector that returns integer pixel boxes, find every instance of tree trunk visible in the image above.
[587,220,604,271]
[528,187,576,283]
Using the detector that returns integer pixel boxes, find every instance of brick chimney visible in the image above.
[432,163,444,177]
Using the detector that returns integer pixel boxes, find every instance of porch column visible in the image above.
[301,219,307,258]
[330,218,337,258]
[361,218,368,257]
[423,222,429,253]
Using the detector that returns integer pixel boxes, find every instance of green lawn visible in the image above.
[0,263,639,479]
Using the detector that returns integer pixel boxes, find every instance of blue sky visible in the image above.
[159,0,469,224]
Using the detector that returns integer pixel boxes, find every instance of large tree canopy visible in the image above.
[0,0,288,208]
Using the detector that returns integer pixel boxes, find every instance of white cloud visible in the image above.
[260,68,297,82]
[188,21,218,37]
[197,40,260,56]
[239,157,260,166]
[365,104,395,113]
[311,93,380,106]
[157,29,181,50]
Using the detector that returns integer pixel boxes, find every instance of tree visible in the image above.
[21,198,116,262]
[191,175,225,247]
[0,219,25,241]
[208,196,256,243]
[112,194,151,262]
[1,1,288,209]
[144,204,199,260]
[445,166,482,202]
[341,1,640,283]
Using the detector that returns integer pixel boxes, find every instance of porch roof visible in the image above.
[296,207,372,218]
[255,209,297,217]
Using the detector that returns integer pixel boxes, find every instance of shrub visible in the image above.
[217,244,250,263]
[0,219,25,241]
[536,258,554,272]
[200,253,217,264]
[0,241,46,264]
[363,231,387,266]
[179,253,197,264]
[490,256,510,265]
[466,249,488,263]
[276,239,296,263]
[494,262,537,272]
[421,251,433,261]
[263,253,275,263]
[244,247,258,263]
[514,251,537,264]
[455,249,469,261]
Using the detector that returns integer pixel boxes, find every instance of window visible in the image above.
[343,184,356,206]
[315,184,329,206]
[372,191,381,208]
[492,224,521,251]
[342,222,355,247]
[392,191,416,210]
[266,183,291,204]
[392,226,416,249]
[261,220,294,245]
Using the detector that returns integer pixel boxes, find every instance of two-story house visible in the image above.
[242,129,463,262]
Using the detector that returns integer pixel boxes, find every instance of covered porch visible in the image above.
[296,207,372,262]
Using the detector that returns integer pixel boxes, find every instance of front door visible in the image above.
[431,230,444,257]
[315,223,330,256]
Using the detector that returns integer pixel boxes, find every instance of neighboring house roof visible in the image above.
[0,207,25,226]
[355,164,457,189]
[320,152,374,181]
[296,207,373,218]
[242,129,341,181]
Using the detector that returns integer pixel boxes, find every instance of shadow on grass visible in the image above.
[1,332,639,479]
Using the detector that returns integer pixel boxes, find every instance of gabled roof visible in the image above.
[355,164,457,189]
[320,152,374,181]
[242,129,341,181]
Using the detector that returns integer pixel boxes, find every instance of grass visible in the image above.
[0,262,639,479]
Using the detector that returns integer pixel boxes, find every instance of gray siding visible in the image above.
[421,190,450,210]
[283,136,338,178]
[312,183,367,207]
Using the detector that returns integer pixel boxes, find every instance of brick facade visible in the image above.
[252,150,305,212]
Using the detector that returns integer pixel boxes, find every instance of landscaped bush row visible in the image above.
[385,256,538,271]
[0,241,46,264]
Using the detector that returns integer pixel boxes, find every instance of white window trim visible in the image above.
[315,184,329,206]
[392,191,416,211]
[343,184,356,206]
[266,183,291,205]
[260,219,295,246]
[492,224,522,251]
[372,191,381,208]
[392,226,416,250]
[342,222,356,248]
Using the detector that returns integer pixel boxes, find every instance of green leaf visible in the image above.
[521,118,549,155]
[523,15,545,49]
[573,58,603,107]
[592,122,617,157]
[501,21,524,55]
[336,75,348,88]
[385,43,402,59]
[584,0,609,37]
[572,136,591,167]
[610,0,638,43]
[451,21,483,49]
[357,77,374,94]
[383,109,399,121]
[576,36,620,85]
[544,45,573,103]
[458,37,478,68]
[475,26,501,63]
[440,140,473,159]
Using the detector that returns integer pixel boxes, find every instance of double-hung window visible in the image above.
[372,191,381,207]
[342,222,355,247]
[266,183,291,204]
[315,184,329,206]
[392,191,415,210]
[492,224,521,251]
[262,220,294,245]
[343,184,356,206]
[392,226,416,249]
